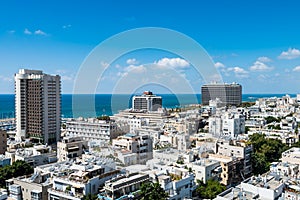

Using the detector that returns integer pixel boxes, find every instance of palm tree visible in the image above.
[140,182,168,200]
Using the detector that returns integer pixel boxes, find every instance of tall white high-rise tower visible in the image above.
[15,69,61,144]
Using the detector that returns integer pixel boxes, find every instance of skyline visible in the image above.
[1,1,300,94]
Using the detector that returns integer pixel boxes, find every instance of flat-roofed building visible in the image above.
[132,91,162,111]
[112,133,153,165]
[100,173,150,200]
[66,117,123,144]
[201,83,242,106]
[57,136,88,162]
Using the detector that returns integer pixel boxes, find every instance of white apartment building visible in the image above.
[6,145,57,167]
[281,147,300,165]
[112,133,153,165]
[15,69,61,144]
[7,171,52,200]
[99,173,150,200]
[187,158,221,184]
[113,116,149,133]
[57,136,88,162]
[44,157,118,200]
[215,140,252,178]
[151,166,195,200]
[209,113,245,138]
[66,117,123,144]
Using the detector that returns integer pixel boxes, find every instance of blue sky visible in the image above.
[1,0,300,94]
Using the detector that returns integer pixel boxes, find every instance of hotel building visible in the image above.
[132,91,162,111]
[201,83,242,106]
[15,69,61,144]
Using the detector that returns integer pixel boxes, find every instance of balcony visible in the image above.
[48,188,82,200]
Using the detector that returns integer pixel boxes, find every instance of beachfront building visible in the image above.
[201,82,242,106]
[132,91,162,112]
[15,69,61,144]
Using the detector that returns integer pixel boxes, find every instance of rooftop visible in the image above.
[242,175,285,190]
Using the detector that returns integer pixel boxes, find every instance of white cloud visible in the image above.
[34,29,47,36]
[126,58,139,65]
[228,66,249,78]
[214,62,225,68]
[250,61,273,71]
[61,75,73,81]
[292,66,300,72]
[124,64,146,73]
[155,57,189,69]
[0,75,13,82]
[100,61,109,68]
[278,48,300,59]
[257,56,272,63]
[62,24,71,29]
[24,28,32,35]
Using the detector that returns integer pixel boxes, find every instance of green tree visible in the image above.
[0,160,33,188]
[196,179,226,199]
[97,116,110,121]
[82,194,98,200]
[264,116,280,124]
[140,182,168,200]
[248,133,289,175]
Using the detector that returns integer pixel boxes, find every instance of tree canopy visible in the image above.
[0,160,34,188]
[248,133,289,175]
[196,179,226,199]
[97,116,110,121]
[140,182,169,200]
[264,116,280,124]
[82,194,98,200]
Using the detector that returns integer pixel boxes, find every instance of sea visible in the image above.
[0,94,296,119]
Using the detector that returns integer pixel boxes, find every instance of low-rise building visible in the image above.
[99,173,150,200]
[215,140,252,178]
[7,170,52,200]
[57,136,88,162]
[209,154,245,186]
[66,117,123,144]
[209,113,245,138]
[240,175,286,200]
[112,133,153,165]
[46,157,119,200]
[281,147,300,165]
[187,158,221,183]
[152,166,195,200]
[215,174,287,200]
[6,145,57,167]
